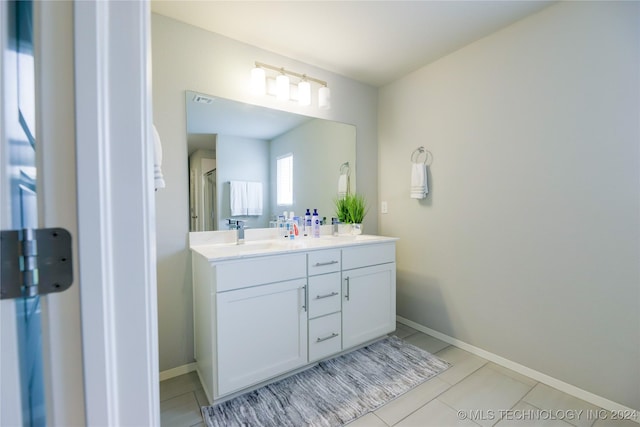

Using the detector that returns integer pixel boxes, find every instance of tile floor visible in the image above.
[160,323,638,427]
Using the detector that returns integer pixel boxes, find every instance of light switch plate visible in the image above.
[381,201,388,214]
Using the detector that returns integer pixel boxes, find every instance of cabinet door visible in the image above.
[217,279,308,396]
[343,263,396,348]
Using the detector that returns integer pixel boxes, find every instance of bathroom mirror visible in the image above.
[186,91,356,232]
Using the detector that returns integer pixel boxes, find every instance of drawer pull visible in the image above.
[313,260,339,267]
[316,332,339,343]
[315,291,339,300]
[301,285,307,312]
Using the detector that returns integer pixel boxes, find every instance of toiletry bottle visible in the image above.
[304,209,311,237]
[312,209,320,238]
[292,216,300,236]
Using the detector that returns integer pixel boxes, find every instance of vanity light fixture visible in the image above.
[298,78,311,106]
[276,72,290,101]
[251,61,330,109]
[250,66,266,95]
[318,85,331,110]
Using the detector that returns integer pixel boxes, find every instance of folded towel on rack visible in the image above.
[410,163,428,199]
[230,181,247,216]
[246,181,263,216]
[338,173,350,199]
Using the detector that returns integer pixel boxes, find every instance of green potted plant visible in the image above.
[334,193,368,234]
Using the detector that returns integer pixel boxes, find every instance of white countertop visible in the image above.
[190,234,398,262]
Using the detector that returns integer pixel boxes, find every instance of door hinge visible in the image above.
[1,228,73,300]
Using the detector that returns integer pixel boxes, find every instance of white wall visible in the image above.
[152,14,378,371]
[379,1,639,409]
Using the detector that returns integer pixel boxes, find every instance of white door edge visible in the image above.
[74,1,160,425]
[35,1,85,425]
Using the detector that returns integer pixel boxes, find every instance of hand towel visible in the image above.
[230,181,247,216]
[410,163,428,199]
[338,173,350,199]
[152,125,166,190]
[246,181,263,216]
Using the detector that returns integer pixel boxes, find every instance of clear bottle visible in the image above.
[312,209,320,238]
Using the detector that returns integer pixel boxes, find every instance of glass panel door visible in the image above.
[4,0,46,425]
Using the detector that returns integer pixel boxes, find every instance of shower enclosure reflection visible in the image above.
[186,91,356,231]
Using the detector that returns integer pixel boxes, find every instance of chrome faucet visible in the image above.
[235,220,245,245]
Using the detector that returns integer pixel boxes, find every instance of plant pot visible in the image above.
[351,223,362,235]
[338,223,352,235]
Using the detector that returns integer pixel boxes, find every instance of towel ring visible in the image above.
[340,161,350,175]
[411,146,433,165]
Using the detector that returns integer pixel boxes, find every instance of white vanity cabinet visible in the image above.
[191,236,397,404]
[342,243,397,348]
[307,249,342,362]
[216,278,308,396]
[193,252,308,400]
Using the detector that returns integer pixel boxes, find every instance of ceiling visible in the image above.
[186,91,314,153]
[151,1,554,87]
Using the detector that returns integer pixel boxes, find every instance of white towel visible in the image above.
[230,181,247,216]
[338,174,349,199]
[152,125,165,190]
[246,181,263,216]
[410,163,428,199]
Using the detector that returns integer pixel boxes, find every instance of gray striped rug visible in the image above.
[201,335,450,427]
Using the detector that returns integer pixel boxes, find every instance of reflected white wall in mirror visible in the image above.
[186,91,356,231]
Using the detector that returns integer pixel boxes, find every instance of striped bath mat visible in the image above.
[202,335,450,427]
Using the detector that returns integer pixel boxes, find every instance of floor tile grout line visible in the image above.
[436,397,483,426]
[487,382,540,427]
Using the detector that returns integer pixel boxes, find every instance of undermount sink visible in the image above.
[321,234,380,242]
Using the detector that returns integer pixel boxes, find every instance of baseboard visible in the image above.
[159,362,197,382]
[397,316,639,421]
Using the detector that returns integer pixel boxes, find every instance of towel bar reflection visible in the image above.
[340,161,350,175]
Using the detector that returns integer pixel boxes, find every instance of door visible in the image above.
[342,263,397,348]
[1,1,159,426]
[1,1,46,424]
[216,279,308,396]
[204,169,216,230]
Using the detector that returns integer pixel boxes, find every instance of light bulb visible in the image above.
[276,74,290,101]
[298,80,311,106]
[318,86,331,109]
[250,67,266,95]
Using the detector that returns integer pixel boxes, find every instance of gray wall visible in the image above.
[378,1,639,409]
[217,135,270,229]
[152,13,378,371]
[270,119,356,223]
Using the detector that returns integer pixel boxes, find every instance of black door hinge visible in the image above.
[1,228,73,300]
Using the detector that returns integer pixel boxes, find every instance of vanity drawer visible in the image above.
[342,243,395,270]
[308,272,341,319]
[309,312,342,362]
[308,249,341,275]
[215,253,306,292]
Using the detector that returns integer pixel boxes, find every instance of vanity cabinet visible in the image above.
[191,237,396,404]
[193,252,307,399]
[307,249,342,362]
[342,243,396,348]
[217,278,308,396]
